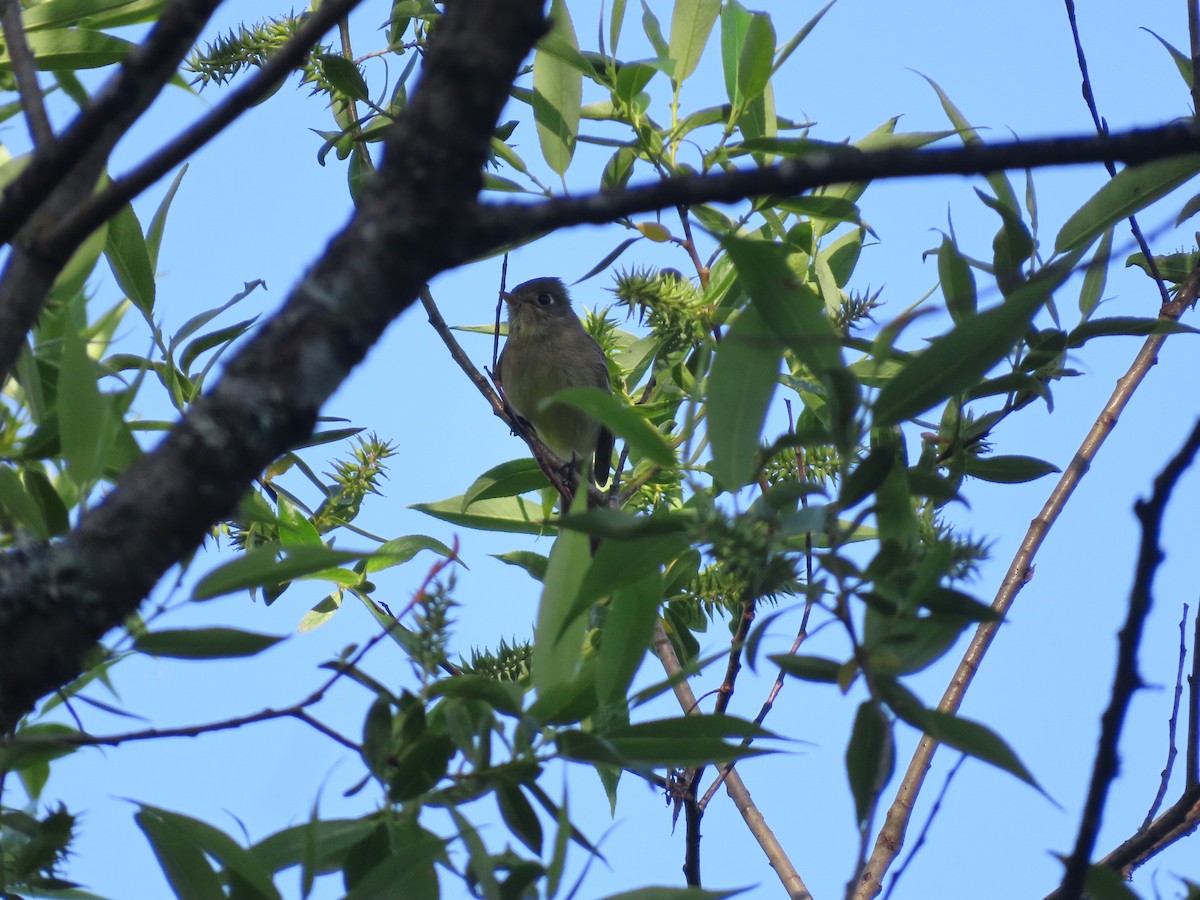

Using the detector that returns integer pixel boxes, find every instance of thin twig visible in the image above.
[1055,417,1200,899]
[882,755,967,900]
[1063,0,1169,305]
[651,621,813,900]
[1189,602,1200,790]
[1141,603,1190,830]
[855,268,1200,898]
[0,0,52,146]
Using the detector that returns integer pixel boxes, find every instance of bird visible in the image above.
[496,277,614,486]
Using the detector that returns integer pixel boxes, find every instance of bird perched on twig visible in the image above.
[497,277,614,486]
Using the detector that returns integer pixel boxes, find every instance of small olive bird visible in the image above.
[497,277,614,486]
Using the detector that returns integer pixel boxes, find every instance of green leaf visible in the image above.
[846,702,894,825]
[1142,28,1193,88]
[134,628,286,660]
[1065,316,1200,348]
[552,387,675,468]
[938,233,976,321]
[462,458,550,508]
[58,326,108,486]
[366,534,455,573]
[918,710,1040,789]
[0,465,49,538]
[0,28,135,71]
[317,53,369,102]
[341,823,442,900]
[249,819,377,875]
[135,804,280,900]
[668,0,720,84]
[707,303,780,489]
[136,808,225,900]
[722,236,856,445]
[492,550,548,582]
[1078,227,1113,318]
[558,507,694,539]
[1056,154,1200,255]
[770,654,843,683]
[719,0,751,107]
[192,545,379,600]
[597,715,776,767]
[873,261,1071,426]
[145,163,187,268]
[1125,248,1200,283]
[496,783,543,855]
[104,202,155,315]
[596,571,661,702]
[532,489,593,697]
[412,494,552,535]
[735,12,774,110]
[533,0,582,175]
[963,454,1060,484]
[24,0,169,31]
[1079,863,1142,900]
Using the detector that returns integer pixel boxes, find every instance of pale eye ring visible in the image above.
[536,292,554,306]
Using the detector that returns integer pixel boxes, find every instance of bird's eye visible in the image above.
[536,292,554,306]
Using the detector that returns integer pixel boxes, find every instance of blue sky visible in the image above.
[12,0,1200,898]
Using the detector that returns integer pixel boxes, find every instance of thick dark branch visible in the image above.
[470,122,1200,251]
[0,0,224,386]
[1,0,52,146]
[0,0,546,732]
[47,0,367,260]
[1055,417,1200,900]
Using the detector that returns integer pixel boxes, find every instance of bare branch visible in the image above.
[471,122,1200,256]
[0,0,52,146]
[1055,417,1200,899]
[1142,604,1191,829]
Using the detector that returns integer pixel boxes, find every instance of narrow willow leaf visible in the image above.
[192,545,377,600]
[552,386,675,468]
[412,494,553,535]
[59,326,108,485]
[846,702,894,825]
[462,458,549,509]
[963,454,1060,484]
[1065,316,1200,348]
[136,808,226,900]
[938,234,977,321]
[668,0,720,84]
[596,571,662,702]
[736,12,774,109]
[135,628,286,660]
[719,0,750,107]
[707,303,781,488]
[532,488,592,697]
[1,28,135,71]
[533,0,582,175]
[1056,154,1200,255]
[771,654,842,683]
[0,466,49,538]
[1078,226,1113,318]
[104,202,155,315]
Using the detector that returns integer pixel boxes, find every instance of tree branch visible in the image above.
[1055,417,1200,899]
[0,0,52,147]
[469,122,1200,255]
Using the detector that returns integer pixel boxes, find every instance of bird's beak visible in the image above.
[500,291,515,304]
